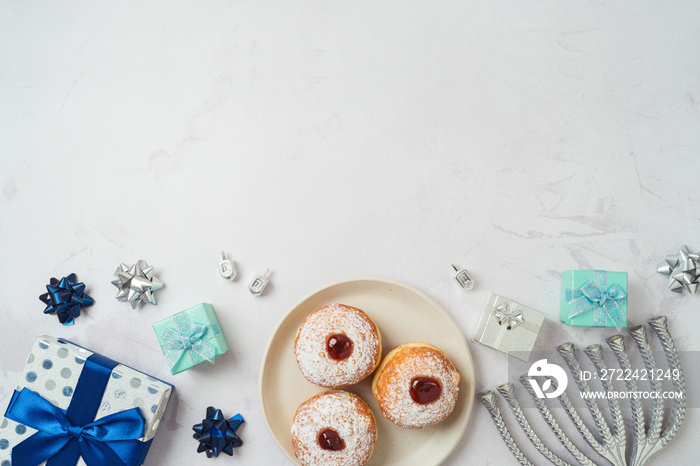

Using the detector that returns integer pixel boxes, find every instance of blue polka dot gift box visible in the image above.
[0,336,173,466]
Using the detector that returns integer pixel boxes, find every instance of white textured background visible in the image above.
[1,1,699,464]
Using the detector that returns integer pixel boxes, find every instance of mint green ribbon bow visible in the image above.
[161,311,220,371]
[566,270,627,331]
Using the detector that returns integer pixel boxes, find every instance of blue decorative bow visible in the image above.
[566,270,627,331]
[5,388,145,466]
[161,311,219,371]
[40,273,94,325]
[192,407,244,458]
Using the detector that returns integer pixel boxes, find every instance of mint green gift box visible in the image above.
[560,270,628,330]
[153,303,229,375]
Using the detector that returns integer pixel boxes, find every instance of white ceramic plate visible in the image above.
[259,276,475,465]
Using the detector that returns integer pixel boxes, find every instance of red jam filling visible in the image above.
[410,376,442,404]
[326,334,353,360]
[318,428,345,450]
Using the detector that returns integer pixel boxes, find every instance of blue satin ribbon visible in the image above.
[160,311,219,371]
[566,270,627,331]
[5,346,148,466]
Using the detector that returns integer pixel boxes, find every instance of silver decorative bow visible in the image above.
[658,245,699,294]
[494,303,524,330]
[161,311,220,371]
[111,260,164,309]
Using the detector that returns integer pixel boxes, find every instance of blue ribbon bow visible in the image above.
[160,311,219,371]
[6,389,145,466]
[40,274,94,325]
[192,407,244,457]
[566,270,627,331]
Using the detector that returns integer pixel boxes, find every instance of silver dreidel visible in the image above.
[218,251,237,280]
[249,269,271,296]
[452,264,474,289]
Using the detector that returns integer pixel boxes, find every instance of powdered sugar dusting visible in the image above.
[295,304,381,388]
[374,344,460,429]
[291,390,377,466]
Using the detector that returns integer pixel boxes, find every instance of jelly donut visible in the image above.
[291,390,377,466]
[294,304,382,388]
[372,342,460,429]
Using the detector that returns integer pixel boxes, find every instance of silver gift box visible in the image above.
[472,293,545,362]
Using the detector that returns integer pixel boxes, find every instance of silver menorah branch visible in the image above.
[583,344,626,457]
[478,390,535,466]
[478,316,687,466]
[497,382,574,466]
[518,375,596,466]
[558,342,624,465]
[648,316,686,446]
[541,375,611,462]
[628,326,663,443]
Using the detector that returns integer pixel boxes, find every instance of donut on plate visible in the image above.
[291,390,377,466]
[372,342,460,429]
[294,303,382,388]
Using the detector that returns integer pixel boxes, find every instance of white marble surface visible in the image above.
[1,1,699,465]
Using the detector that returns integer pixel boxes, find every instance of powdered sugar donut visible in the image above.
[294,304,382,388]
[291,390,377,466]
[372,342,460,429]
